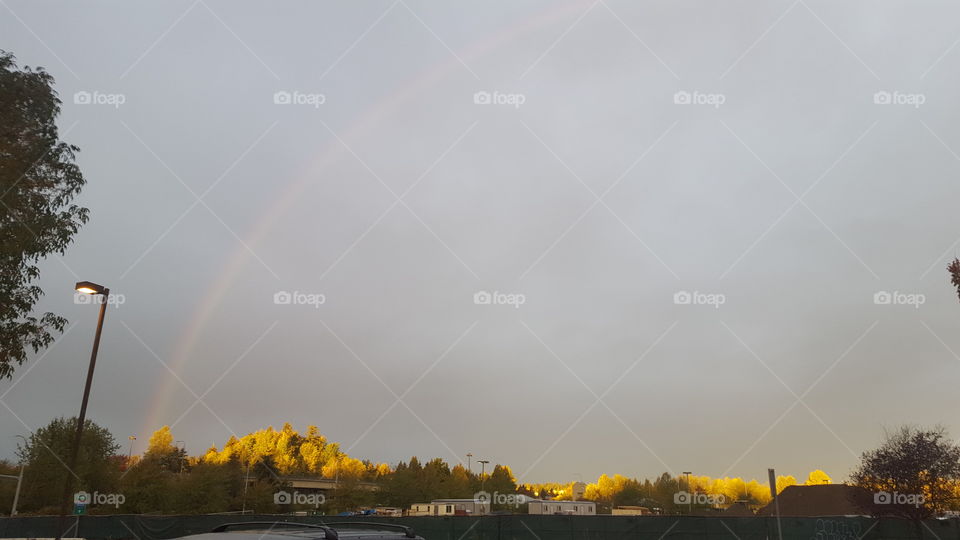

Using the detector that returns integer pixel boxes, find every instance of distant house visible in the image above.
[612,506,653,516]
[408,503,432,516]
[721,501,755,517]
[756,485,873,517]
[528,499,596,515]
[408,499,489,516]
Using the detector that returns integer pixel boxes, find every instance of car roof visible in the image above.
[182,532,414,540]
[178,522,422,540]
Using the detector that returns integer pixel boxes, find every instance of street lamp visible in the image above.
[127,436,136,462]
[682,471,692,515]
[466,453,473,474]
[56,281,111,539]
[477,460,490,516]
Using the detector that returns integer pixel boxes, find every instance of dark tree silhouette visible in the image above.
[851,425,960,520]
[948,258,960,302]
[0,50,88,378]
[17,417,119,512]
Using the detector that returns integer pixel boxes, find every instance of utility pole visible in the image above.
[767,468,777,500]
[11,434,26,516]
[769,468,783,540]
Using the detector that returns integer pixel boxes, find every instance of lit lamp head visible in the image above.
[75,281,107,295]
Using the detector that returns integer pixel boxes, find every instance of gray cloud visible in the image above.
[3,0,960,484]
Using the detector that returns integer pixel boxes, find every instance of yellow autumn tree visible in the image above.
[777,475,798,494]
[146,426,175,455]
[805,470,832,485]
[200,424,351,477]
[273,423,300,474]
[322,456,367,481]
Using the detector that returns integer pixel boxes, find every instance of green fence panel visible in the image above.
[0,514,957,540]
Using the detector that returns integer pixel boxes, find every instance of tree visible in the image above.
[0,459,21,515]
[805,470,832,485]
[143,426,187,473]
[166,461,240,514]
[0,50,88,379]
[851,425,960,520]
[485,465,517,510]
[776,475,797,494]
[949,258,960,302]
[17,417,119,512]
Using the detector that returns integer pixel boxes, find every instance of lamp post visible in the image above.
[477,460,489,516]
[127,436,136,463]
[466,453,473,475]
[56,281,110,540]
[682,471,692,515]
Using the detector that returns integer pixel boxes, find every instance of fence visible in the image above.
[0,514,955,540]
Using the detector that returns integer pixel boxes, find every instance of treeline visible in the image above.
[2,419,519,515]
[519,470,832,513]
[0,417,830,515]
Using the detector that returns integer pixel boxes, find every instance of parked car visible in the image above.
[175,521,424,540]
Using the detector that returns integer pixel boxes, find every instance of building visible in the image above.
[528,499,596,515]
[408,503,432,516]
[612,506,653,516]
[408,499,489,516]
[756,485,872,517]
[720,501,755,517]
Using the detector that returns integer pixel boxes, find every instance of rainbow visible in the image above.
[140,0,596,444]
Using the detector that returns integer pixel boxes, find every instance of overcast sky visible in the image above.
[3,0,960,485]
